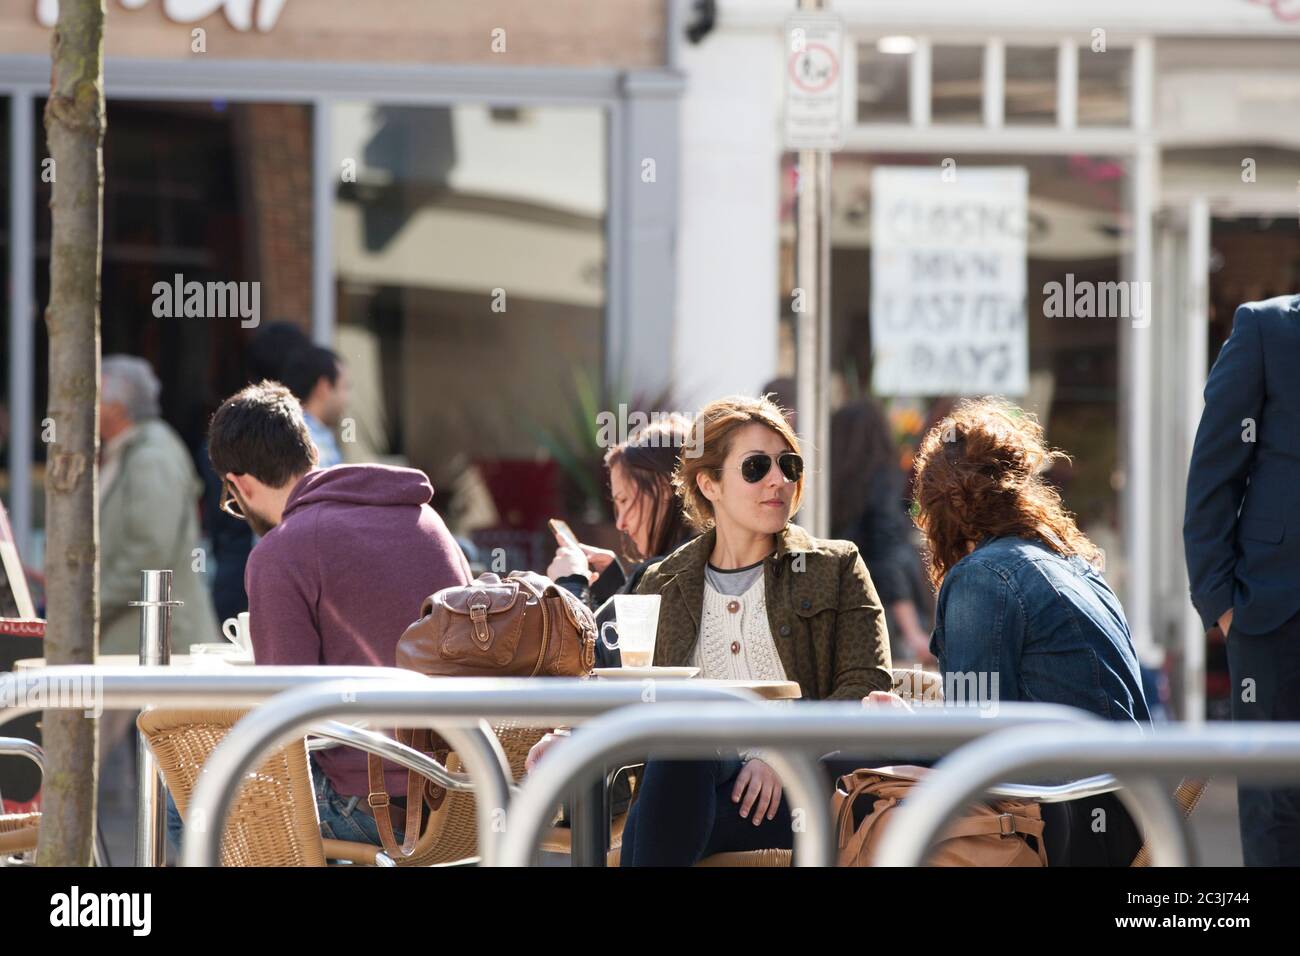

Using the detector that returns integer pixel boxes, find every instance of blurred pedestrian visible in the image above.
[200,321,313,622]
[546,414,697,665]
[99,355,218,813]
[831,397,934,664]
[283,345,350,468]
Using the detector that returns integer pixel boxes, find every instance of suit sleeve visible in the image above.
[1182,304,1265,631]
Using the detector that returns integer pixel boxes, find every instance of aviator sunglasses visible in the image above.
[737,452,804,484]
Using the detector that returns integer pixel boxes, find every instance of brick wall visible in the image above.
[239,104,314,333]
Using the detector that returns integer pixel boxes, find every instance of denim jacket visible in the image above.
[930,536,1150,724]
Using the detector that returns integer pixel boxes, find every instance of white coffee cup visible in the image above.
[221,612,252,656]
[600,595,661,668]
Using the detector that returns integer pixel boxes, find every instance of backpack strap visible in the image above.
[366,727,429,859]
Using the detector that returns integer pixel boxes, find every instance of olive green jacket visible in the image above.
[635,524,892,701]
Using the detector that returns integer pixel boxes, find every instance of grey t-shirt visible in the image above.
[704,560,766,596]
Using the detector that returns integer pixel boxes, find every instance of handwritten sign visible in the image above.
[869,166,1028,397]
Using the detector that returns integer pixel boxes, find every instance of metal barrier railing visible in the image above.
[181,678,766,868]
[0,665,430,865]
[499,702,1128,867]
[873,721,1300,867]
[0,736,108,867]
[309,721,475,793]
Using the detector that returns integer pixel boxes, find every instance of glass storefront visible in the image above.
[780,149,1129,596]
[330,102,608,566]
[10,100,314,558]
[2,78,628,576]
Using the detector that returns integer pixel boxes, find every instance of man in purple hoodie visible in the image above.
[206,380,472,847]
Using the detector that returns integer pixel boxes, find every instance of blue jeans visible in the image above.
[163,757,404,856]
[621,753,864,867]
[311,756,405,848]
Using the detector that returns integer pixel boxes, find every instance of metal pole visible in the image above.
[129,570,179,867]
[793,0,831,538]
[8,92,35,559]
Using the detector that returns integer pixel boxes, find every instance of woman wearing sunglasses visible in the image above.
[611,394,892,866]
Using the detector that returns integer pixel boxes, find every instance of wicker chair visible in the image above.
[396,721,548,866]
[140,709,557,866]
[138,708,385,866]
[1129,778,1211,867]
[0,812,40,859]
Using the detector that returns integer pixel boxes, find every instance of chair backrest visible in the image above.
[137,708,327,867]
[398,722,545,867]
[1128,777,1211,867]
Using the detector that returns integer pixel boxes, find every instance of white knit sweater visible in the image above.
[692,573,788,682]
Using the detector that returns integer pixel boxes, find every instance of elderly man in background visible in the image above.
[98,355,218,816]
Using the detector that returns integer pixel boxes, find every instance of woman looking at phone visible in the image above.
[546,416,696,658]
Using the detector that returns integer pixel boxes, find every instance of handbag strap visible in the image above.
[366,727,429,859]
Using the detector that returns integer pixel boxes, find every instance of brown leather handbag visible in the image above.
[832,765,1049,867]
[366,571,597,857]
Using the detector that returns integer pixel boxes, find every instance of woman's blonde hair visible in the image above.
[673,394,804,532]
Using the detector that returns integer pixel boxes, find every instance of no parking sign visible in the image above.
[784,14,845,150]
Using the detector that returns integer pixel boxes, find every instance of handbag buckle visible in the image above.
[997,813,1017,836]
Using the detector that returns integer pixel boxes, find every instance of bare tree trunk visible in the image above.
[37,0,105,868]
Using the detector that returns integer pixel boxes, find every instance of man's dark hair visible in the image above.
[247,321,312,383]
[208,381,318,487]
[282,346,341,404]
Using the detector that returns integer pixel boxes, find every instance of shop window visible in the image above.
[1078,46,1132,126]
[857,40,912,122]
[1005,45,1057,126]
[779,150,1129,602]
[331,102,608,566]
[931,45,984,124]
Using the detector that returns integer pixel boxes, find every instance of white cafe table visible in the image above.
[13,653,251,671]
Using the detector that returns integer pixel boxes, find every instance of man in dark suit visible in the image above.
[1184,294,1300,866]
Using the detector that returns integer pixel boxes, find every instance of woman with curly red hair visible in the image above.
[910,397,1150,864]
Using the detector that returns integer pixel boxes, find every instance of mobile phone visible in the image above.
[548,518,581,551]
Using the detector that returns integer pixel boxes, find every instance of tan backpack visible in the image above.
[832,765,1049,867]
[367,571,596,857]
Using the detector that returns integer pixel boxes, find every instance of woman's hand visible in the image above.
[862,690,914,712]
[547,546,593,583]
[524,731,568,774]
[731,757,783,825]
[579,543,617,573]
